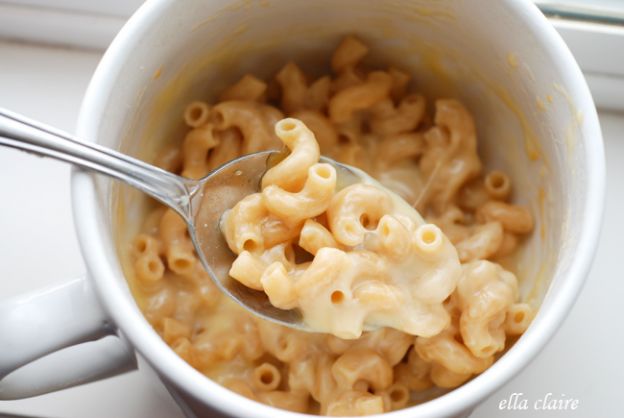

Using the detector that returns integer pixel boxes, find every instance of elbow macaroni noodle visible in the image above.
[125,36,536,415]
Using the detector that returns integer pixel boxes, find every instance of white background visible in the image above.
[0,3,624,418]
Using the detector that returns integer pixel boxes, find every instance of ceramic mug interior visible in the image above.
[73,0,604,417]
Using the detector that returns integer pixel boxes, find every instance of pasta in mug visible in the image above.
[124,36,535,416]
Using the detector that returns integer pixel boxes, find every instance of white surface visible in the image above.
[0,40,621,418]
[0,3,128,51]
[1,0,144,16]
[550,19,624,110]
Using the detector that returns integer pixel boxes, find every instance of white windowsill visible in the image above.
[550,18,624,110]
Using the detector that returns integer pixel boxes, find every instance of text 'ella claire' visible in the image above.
[499,392,579,411]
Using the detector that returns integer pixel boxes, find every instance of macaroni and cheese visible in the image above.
[124,36,535,416]
[222,117,462,339]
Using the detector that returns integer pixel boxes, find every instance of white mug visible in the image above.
[0,0,605,417]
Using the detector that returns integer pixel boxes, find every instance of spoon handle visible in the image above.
[0,109,196,222]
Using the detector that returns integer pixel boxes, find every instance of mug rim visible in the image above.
[72,0,606,417]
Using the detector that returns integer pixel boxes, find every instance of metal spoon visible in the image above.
[0,109,361,331]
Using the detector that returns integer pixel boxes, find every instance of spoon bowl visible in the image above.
[190,151,363,331]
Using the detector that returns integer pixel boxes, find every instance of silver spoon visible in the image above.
[0,109,361,331]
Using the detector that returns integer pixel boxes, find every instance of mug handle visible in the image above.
[0,276,137,399]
